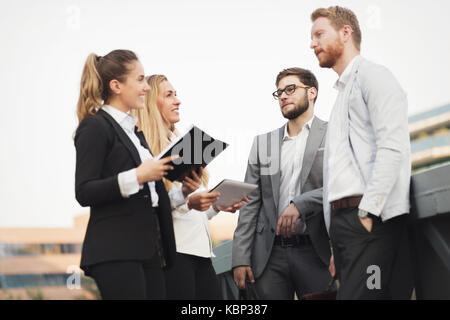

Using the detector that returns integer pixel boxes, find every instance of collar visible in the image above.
[333,55,361,91]
[283,116,314,140]
[168,130,177,142]
[101,105,138,133]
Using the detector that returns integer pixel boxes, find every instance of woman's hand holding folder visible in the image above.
[136,155,178,184]
[181,167,204,197]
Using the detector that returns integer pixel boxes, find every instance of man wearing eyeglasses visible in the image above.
[232,68,332,299]
[310,6,411,299]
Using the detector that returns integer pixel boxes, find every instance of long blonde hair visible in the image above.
[132,75,209,191]
[76,50,138,123]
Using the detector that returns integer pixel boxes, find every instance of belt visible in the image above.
[274,235,311,248]
[331,196,363,210]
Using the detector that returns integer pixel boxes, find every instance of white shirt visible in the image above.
[170,186,219,258]
[166,131,219,258]
[327,56,366,203]
[278,117,313,234]
[101,105,159,207]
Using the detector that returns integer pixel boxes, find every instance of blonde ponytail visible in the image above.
[76,50,138,124]
[76,53,103,123]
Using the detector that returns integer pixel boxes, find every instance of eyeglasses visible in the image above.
[272,84,311,100]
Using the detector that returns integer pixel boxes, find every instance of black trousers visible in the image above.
[164,252,222,300]
[90,259,165,300]
[330,206,407,300]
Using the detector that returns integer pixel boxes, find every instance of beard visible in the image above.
[316,37,344,68]
[282,96,309,120]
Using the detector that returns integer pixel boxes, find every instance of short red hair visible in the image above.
[311,6,362,51]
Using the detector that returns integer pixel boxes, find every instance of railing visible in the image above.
[212,163,450,300]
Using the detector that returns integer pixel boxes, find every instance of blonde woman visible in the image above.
[74,51,178,299]
[133,74,247,299]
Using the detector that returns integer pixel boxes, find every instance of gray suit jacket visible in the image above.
[232,116,330,278]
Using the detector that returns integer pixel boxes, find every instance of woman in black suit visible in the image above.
[74,49,178,299]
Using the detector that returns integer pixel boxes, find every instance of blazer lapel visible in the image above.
[300,117,326,190]
[98,109,142,166]
[135,129,151,152]
[270,125,284,212]
[342,56,363,136]
[342,56,366,180]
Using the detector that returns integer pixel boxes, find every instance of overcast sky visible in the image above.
[1,0,449,227]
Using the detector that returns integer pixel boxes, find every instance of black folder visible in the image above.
[155,125,229,182]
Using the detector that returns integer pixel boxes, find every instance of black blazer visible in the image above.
[74,109,176,275]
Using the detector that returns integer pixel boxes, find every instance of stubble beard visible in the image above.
[317,38,344,69]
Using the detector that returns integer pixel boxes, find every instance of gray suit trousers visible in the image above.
[252,243,331,300]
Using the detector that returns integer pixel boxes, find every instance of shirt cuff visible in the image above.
[118,168,142,198]
[171,203,190,217]
[358,195,383,217]
[206,206,219,220]
[168,187,188,210]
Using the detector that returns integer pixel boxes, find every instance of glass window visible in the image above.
[0,243,82,257]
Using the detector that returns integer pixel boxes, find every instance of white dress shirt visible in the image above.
[278,116,314,235]
[170,186,219,258]
[101,105,159,207]
[166,131,219,258]
[327,56,366,203]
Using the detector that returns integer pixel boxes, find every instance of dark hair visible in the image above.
[275,67,319,103]
[76,49,138,122]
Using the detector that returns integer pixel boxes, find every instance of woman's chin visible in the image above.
[133,103,145,110]
[171,115,180,123]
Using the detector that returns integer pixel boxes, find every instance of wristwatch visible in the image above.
[358,209,369,218]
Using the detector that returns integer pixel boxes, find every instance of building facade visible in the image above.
[409,104,450,172]
[0,214,97,300]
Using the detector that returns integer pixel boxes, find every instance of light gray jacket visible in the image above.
[323,56,411,232]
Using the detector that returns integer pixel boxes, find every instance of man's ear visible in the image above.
[308,87,318,102]
[341,25,353,43]
[109,79,121,95]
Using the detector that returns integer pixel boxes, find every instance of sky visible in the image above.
[1,0,449,227]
